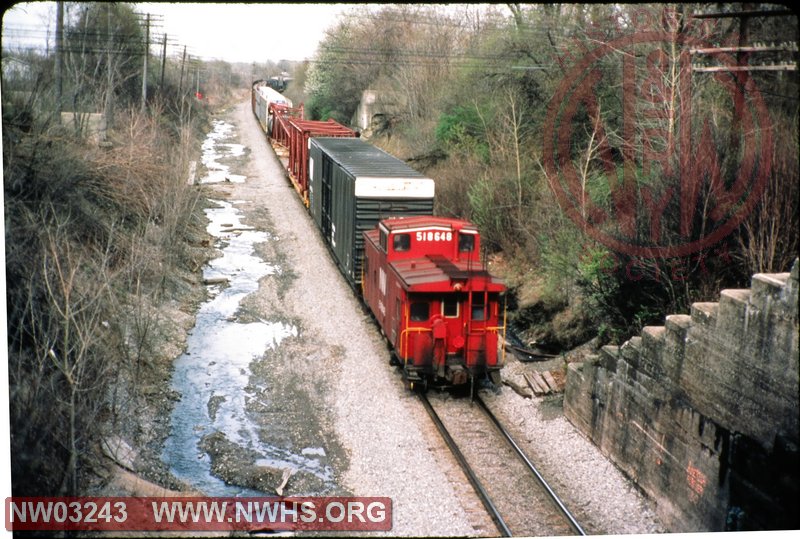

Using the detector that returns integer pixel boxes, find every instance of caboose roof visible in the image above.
[379,216,477,234]
[391,255,505,292]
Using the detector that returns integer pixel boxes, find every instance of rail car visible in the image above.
[252,81,295,135]
[250,81,506,390]
[363,217,506,389]
[288,119,356,205]
[308,136,436,287]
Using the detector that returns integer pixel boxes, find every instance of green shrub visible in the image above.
[435,106,490,162]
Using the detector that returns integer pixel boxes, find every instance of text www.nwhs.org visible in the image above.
[5,497,392,532]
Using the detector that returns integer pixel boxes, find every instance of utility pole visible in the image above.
[160,33,167,90]
[55,1,63,117]
[142,13,150,110]
[179,45,187,97]
[689,5,799,158]
[103,3,114,139]
[691,8,798,72]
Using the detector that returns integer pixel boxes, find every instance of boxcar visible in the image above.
[308,137,435,288]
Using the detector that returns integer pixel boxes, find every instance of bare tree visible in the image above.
[36,208,115,494]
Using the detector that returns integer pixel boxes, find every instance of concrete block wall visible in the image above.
[564,259,799,531]
[351,88,404,136]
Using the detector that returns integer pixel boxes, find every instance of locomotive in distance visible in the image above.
[251,80,507,390]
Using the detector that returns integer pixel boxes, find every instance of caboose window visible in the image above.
[379,230,388,252]
[471,293,486,321]
[459,233,475,252]
[393,233,410,252]
[410,302,429,321]
[442,298,459,318]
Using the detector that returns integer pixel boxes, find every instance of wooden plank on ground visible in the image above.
[522,373,539,394]
[532,371,552,395]
[549,370,566,392]
[503,378,532,399]
[521,373,540,395]
[542,370,561,393]
[523,372,549,395]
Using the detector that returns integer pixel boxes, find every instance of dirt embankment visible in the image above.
[88,241,213,497]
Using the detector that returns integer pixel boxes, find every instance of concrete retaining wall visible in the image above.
[564,259,799,531]
[351,88,404,138]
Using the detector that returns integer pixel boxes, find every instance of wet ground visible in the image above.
[161,118,348,498]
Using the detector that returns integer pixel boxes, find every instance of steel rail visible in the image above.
[475,394,587,536]
[418,392,513,537]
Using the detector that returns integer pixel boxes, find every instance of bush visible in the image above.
[435,106,490,163]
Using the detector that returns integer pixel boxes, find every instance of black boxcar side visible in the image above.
[308,137,435,288]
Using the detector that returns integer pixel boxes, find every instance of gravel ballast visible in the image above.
[482,358,664,535]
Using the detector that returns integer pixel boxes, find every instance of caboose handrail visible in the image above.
[499,296,507,365]
[469,296,507,366]
[400,327,431,365]
[401,302,429,364]
[484,295,508,366]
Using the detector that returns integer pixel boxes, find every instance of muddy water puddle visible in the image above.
[162,122,336,496]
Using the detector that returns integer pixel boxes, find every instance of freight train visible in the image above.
[251,80,506,390]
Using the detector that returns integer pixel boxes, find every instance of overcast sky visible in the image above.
[2,2,358,63]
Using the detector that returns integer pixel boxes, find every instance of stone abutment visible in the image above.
[564,259,799,531]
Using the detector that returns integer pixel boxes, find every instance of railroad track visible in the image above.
[419,391,586,537]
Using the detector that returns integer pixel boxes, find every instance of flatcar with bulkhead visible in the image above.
[250,82,506,390]
[287,119,357,205]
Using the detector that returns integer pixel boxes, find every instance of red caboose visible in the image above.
[362,216,506,389]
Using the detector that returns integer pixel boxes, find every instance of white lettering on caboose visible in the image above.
[415,231,453,242]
